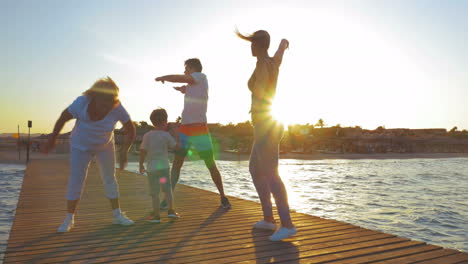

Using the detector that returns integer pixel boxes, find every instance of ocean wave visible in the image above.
[0,164,25,263]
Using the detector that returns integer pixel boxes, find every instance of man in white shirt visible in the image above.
[155,58,231,209]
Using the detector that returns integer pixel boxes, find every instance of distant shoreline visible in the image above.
[127,150,468,162]
[0,150,70,164]
[1,149,468,165]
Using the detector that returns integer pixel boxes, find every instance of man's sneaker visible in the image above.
[269,226,297,241]
[168,210,180,219]
[221,196,231,209]
[57,218,74,233]
[160,200,168,210]
[253,220,277,231]
[112,212,134,226]
[146,214,161,223]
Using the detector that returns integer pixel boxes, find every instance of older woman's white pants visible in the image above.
[67,146,119,200]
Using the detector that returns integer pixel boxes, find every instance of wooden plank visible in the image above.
[4,159,468,264]
[374,248,462,264]
[326,244,440,264]
[71,231,391,263]
[6,220,348,262]
[415,252,468,264]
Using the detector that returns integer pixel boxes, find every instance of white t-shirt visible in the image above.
[68,95,130,151]
[140,130,177,171]
[181,72,208,124]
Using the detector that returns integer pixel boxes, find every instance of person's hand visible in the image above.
[139,164,146,174]
[280,39,289,50]
[41,135,56,154]
[174,85,187,94]
[168,123,179,134]
[155,77,165,84]
[119,151,128,170]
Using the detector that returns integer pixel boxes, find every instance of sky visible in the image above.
[2,0,468,134]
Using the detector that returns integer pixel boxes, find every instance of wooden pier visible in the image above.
[4,159,468,263]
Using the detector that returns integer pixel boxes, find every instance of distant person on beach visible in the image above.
[155,58,231,209]
[236,29,297,241]
[139,108,180,222]
[43,77,136,232]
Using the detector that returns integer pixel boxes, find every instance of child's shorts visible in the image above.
[147,168,171,196]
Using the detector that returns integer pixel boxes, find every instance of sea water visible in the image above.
[0,164,25,263]
[128,158,468,252]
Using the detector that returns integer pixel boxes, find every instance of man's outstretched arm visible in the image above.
[155,74,195,84]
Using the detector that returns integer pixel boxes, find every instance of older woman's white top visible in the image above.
[67,95,130,151]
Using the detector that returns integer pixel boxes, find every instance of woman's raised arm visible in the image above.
[273,39,289,66]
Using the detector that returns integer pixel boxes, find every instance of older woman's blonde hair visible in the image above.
[83,76,119,103]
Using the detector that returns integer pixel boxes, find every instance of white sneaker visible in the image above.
[112,212,134,226]
[269,226,297,241]
[57,218,74,233]
[168,211,180,219]
[253,220,277,231]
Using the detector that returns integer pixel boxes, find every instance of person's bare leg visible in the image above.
[270,177,294,228]
[146,172,161,221]
[109,197,134,225]
[164,186,174,211]
[67,199,79,214]
[264,216,276,223]
[109,198,120,210]
[205,161,226,197]
[152,192,161,219]
[159,157,184,208]
[204,156,231,208]
[171,155,185,189]
[58,199,79,232]
[249,141,275,222]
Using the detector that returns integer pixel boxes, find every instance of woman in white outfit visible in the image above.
[44,77,136,232]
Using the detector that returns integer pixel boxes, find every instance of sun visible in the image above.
[270,99,293,127]
[270,89,315,127]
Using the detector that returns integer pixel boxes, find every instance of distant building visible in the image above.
[341,127,363,137]
[410,128,447,135]
[384,128,410,136]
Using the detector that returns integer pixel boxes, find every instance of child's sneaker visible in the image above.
[269,226,297,241]
[168,210,180,219]
[253,220,277,231]
[146,214,161,223]
[57,218,74,233]
[221,196,231,209]
[112,212,134,226]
